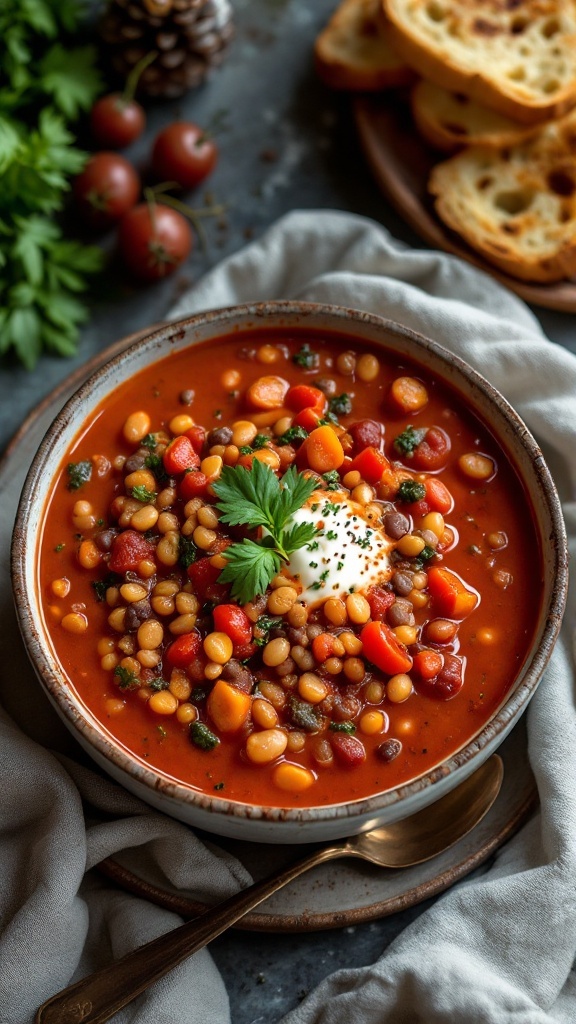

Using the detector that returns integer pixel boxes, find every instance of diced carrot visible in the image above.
[424,477,453,514]
[213,604,252,647]
[207,679,252,733]
[285,384,327,413]
[293,406,323,432]
[298,425,344,473]
[312,632,339,663]
[348,446,392,485]
[388,376,429,415]
[246,375,289,410]
[250,406,291,427]
[360,620,413,675]
[427,566,478,619]
[412,649,444,680]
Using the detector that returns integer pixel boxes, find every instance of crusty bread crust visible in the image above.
[428,113,576,282]
[411,79,545,152]
[315,0,415,91]
[383,0,576,124]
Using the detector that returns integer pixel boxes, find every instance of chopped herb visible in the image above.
[212,461,320,603]
[326,530,338,540]
[149,677,169,692]
[96,518,105,527]
[66,460,92,491]
[190,721,219,751]
[91,572,121,602]
[309,561,318,569]
[329,393,352,417]
[308,540,319,551]
[238,445,253,455]
[114,666,140,691]
[277,425,308,447]
[179,535,198,569]
[322,470,341,491]
[329,721,356,733]
[252,434,270,450]
[131,484,157,504]
[288,696,322,732]
[393,425,427,457]
[414,544,436,567]
[293,343,319,369]
[214,782,225,791]
[337,561,344,571]
[157,725,167,739]
[144,452,168,482]
[322,501,340,515]
[192,686,208,702]
[253,615,283,646]
[141,434,157,450]
[397,480,426,504]
[54,543,65,553]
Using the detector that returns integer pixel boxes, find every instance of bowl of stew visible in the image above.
[12,302,568,843]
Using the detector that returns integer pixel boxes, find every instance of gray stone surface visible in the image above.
[2,2,573,1020]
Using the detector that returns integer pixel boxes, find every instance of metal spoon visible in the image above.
[35,754,503,1024]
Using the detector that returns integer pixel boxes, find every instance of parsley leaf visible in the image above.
[393,425,427,457]
[66,459,92,490]
[397,479,426,503]
[132,484,157,504]
[213,461,320,603]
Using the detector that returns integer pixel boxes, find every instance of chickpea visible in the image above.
[342,470,361,489]
[197,505,219,530]
[356,353,380,382]
[324,598,347,627]
[359,710,387,734]
[286,731,306,753]
[125,469,156,493]
[252,698,279,729]
[257,343,281,364]
[336,351,356,376]
[51,577,71,599]
[346,593,371,624]
[105,698,125,716]
[169,613,198,635]
[257,680,286,709]
[221,368,241,390]
[245,728,288,765]
[193,525,218,550]
[263,637,291,667]
[343,657,365,683]
[397,534,426,557]
[231,420,258,448]
[123,411,151,444]
[157,511,179,534]
[287,603,308,627]
[204,631,233,664]
[458,453,495,480]
[339,631,363,656]
[169,413,195,435]
[131,505,159,532]
[387,673,413,703]
[273,762,315,793]
[137,619,164,650]
[267,587,298,616]
[120,582,148,603]
[351,483,374,506]
[148,690,178,715]
[298,672,328,704]
[176,703,198,724]
[201,455,223,481]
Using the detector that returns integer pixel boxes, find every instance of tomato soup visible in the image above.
[39,330,541,808]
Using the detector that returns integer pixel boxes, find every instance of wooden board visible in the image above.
[354,93,576,312]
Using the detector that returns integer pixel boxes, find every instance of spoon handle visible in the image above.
[35,843,343,1024]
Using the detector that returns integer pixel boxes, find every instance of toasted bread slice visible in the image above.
[411,79,546,152]
[428,113,576,282]
[383,0,576,124]
[315,0,414,91]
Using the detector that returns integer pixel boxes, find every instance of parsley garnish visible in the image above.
[91,572,121,602]
[393,426,427,457]
[287,696,322,732]
[132,484,158,504]
[293,343,319,369]
[144,452,168,482]
[329,721,356,733]
[190,721,219,751]
[252,434,271,450]
[276,425,308,447]
[397,480,426,503]
[54,542,65,552]
[329,393,352,417]
[149,677,169,692]
[179,535,198,569]
[253,615,283,646]
[212,461,320,604]
[141,434,157,449]
[114,666,140,691]
[321,470,341,491]
[67,460,92,491]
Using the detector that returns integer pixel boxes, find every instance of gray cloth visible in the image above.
[2,210,575,1023]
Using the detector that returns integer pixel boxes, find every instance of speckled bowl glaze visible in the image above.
[11,303,568,844]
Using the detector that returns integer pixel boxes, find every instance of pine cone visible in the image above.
[98,0,234,99]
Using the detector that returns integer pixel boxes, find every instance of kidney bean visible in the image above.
[348,419,385,455]
[331,733,366,767]
[376,738,402,762]
[124,453,147,473]
[392,570,414,596]
[207,426,233,447]
[94,529,118,552]
[387,599,415,628]
[331,694,362,721]
[124,599,152,631]
[221,659,255,693]
[384,511,410,539]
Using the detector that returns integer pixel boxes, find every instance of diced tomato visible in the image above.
[411,427,451,472]
[367,586,395,622]
[293,407,323,432]
[163,435,200,475]
[185,425,206,455]
[348,419,385,456]
[187,557,229,602]
[108,530,154,573]
[427,566,478,619]
[179,469,209,501]
[312,632,341,663]
[424,477,453,514]
[412,648,444,681]
[360,620,413,675]
[285,384,327,414]
[232,640,257,661]
[213,604,253,646]
[348,446,392,485]
[165,630,202,668]
[331,733,366,768]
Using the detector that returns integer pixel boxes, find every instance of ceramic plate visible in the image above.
[354,93,576,313]
[1,330,537,932]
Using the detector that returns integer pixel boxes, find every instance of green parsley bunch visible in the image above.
[0,0,104,367]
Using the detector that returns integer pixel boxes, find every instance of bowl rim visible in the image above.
[11,300,569,825]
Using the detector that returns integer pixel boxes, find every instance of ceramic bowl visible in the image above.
[11,302,568,844]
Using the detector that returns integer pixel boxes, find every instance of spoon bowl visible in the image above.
[36,754,503,1024]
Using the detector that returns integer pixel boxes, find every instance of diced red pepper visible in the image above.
[411,427,451,472]
[187,557,229,602]
[331,733,366,768]
[348,446,392,485]
[293,407,324,432]
[424,477,453,514]
[179,470,209,501]
[108,530,154,573]
[213,604,253,646]
[360,620,413,675]
[185,425,206,456]
[163,435,200,475]
[165,630,202,668]
[285,384,327,414]
[367,586,395,622]
[427,566,478,619]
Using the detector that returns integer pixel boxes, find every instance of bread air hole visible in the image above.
[494,189,534,215]
[542,78,561,94]
[510,16,528,34]
[426,2,446,22]
[541,17,560,38]
[547,170,576,197]
[507,66,526,81]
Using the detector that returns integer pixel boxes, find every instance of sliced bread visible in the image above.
[428,113,576,282]
[383,0,576,124]
[411,79,546,152]
[315,0,414,91]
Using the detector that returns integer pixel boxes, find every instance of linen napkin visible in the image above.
[1,209,575,1024]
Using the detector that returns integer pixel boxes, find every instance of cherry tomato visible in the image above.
[90,93,146,149]
[118,202,192,281]
[73,153,140,228]
[151,122,218,190]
